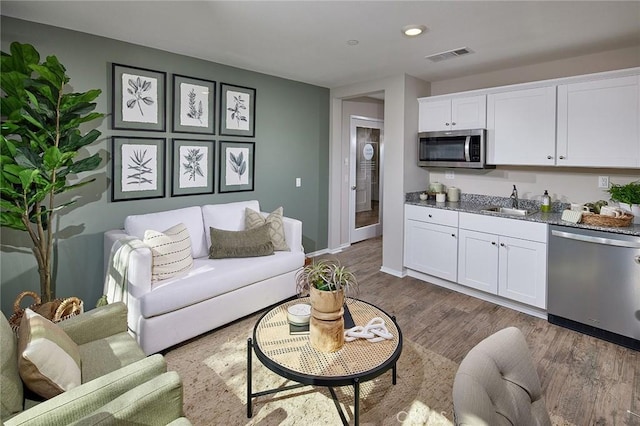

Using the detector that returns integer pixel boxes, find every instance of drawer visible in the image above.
[459,212,547,243]
[405,204,459,227]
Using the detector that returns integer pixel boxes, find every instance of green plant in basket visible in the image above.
[1,42,104,302]
[607,180,640,205]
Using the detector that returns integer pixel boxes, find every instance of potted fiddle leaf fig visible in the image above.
[1,42,104,303]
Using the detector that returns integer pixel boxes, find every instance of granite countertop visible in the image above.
[405,192,640,237]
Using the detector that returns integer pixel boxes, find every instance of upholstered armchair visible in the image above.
[1,302,191,425]
[452,327,551,426]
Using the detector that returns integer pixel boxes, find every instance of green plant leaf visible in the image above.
[18,168,39,190]
[0,213,27,231]
[43,146,62,169]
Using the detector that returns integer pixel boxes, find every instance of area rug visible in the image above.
[164,313,458,425]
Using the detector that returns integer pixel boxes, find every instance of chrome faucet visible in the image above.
[510,185,519,209]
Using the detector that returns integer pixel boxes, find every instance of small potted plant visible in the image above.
[295,259,358,352]
[607,180,640,224]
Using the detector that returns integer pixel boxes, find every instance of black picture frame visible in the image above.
[171,139,215,197]
[172,74,216,134]
[218,141,255,193]
[219,83,256,137]
[111,136,166,201]
[112,63,166,131]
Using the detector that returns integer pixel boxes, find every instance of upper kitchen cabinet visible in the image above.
[418,95,486,132]
[557,75,640,168]
[486,86,557,166]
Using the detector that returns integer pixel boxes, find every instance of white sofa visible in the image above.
[103,200,305,354]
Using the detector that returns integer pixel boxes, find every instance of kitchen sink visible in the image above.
[481,206,535,216]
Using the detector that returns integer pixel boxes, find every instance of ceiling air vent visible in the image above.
[425,47,473,63]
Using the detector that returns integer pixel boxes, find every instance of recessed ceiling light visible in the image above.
[346,39,359,46]
[402,25,427,37]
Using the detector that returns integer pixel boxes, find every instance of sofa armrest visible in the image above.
[59,302,128,346]
[4,354,167,426]
[282,216,303,253]
[71,372,184,425]
[104,230,153,299]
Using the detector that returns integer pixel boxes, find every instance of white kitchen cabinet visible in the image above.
[486,86,557,166]
[457,213,547,309]
[418,95,486,132]
[404,205,458,282]
[557,75,640,168]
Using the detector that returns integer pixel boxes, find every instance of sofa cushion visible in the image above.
[245,207,290,251]
[125,206,207,258]
[18,309,81,399]
[1,313,23,418]
[78,333,146,383]
[208,224,274,259]
[144,223,194,281]
[139,251,305,318]
[202,200,260,248]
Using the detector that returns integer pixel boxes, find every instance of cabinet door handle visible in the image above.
[451,233,456,237]
[547,155,553,160]
[635,255,640,265]
[500,243,505,247]
[451,122,456,126]
[428,214,432,218]
[559,156,565,160]
[491,241,497,245]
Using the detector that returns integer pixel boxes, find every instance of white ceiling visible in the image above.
[2,1,640,89]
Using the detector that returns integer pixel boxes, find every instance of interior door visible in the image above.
[350,116,383,244]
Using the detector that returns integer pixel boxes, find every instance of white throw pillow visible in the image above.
[144,222,194,281]
[18,309,81,399]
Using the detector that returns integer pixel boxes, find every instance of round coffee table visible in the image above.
[247,297,402,425]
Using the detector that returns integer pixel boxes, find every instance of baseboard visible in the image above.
[305,248,331,258]
[406,269,547,320]
[379,266,406,278]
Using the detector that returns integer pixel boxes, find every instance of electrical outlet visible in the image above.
[445,170,455,179]
[598,176,609,189]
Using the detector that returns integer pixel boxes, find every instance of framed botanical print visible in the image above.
[171,139,215,196]
[172,74,216,134]
[111,136,166,201]
[112,63,166,131]
[218,141,255,193]
[219,83,256,137]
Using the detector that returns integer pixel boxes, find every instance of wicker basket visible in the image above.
[581,212,634,227]
[8,291,84,333]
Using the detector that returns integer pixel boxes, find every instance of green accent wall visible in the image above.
[0,17,329,316]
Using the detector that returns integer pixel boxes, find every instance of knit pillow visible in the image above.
[143,222,194,281]
[17,309,81,399]
[245,207,290,251]
[209,223,274,259]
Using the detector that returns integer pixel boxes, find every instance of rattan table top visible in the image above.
[252,298,402,385]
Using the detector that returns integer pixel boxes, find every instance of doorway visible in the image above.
[350,116,383,243]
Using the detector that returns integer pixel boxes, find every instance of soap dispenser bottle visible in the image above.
[541,190,551,212]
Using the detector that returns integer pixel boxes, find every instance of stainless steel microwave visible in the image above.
[417,128,494,169]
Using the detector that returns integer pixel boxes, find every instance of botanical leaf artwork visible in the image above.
[179,145,208,188]
[121,144,157,191]
[225,90,250,131]
[121,73,158,124]
[180,83,209,128]
[225,147,249,185]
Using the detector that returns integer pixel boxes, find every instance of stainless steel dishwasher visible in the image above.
[548,225,640,350]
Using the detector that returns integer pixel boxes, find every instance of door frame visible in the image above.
[349,115,383,243]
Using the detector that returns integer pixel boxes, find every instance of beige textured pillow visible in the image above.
[144,222,194,281]
[209,223,274,259]
[245,206,290,251]
[17,308,81,399]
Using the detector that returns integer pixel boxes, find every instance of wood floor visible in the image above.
[320,236,640,426]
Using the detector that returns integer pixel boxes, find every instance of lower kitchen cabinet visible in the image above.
[457,214,548,309]
[404,205,458,282]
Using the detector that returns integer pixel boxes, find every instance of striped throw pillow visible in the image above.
[144,222,194,281]
[17,308,81,399]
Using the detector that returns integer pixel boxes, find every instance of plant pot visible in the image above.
[309,286,345,352]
